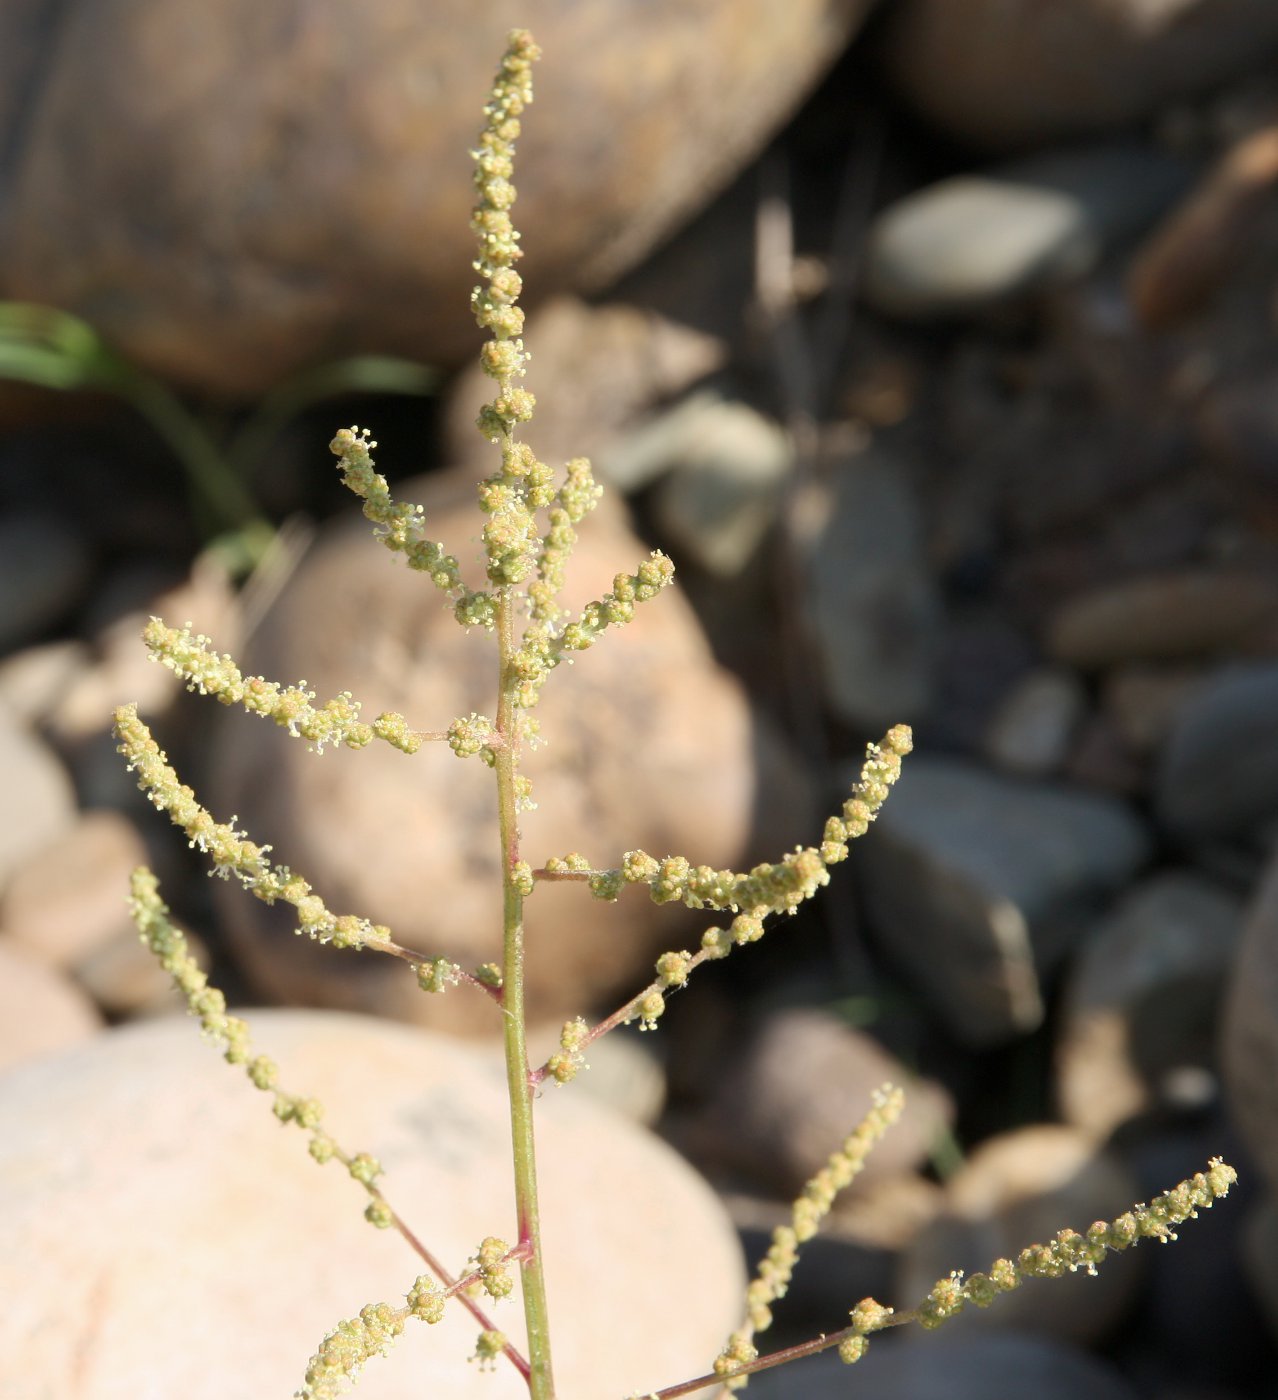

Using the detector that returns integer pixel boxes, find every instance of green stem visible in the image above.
[494,588,556,1399]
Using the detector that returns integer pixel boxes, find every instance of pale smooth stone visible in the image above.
[0,1009,742,1400]
[0,937,103,1073]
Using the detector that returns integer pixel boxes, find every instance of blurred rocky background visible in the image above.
[3,2,1278,1396]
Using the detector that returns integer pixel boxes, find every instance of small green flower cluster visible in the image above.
[545,1017,590,1084]
[300,1246,516,1400]
[330,425,497,630]
[297,1301,406,1400]
[142,616,427,754]
[468,1236,515,1300]
[716,1087,905,1387]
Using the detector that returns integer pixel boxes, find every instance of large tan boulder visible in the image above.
[0,0,876,395]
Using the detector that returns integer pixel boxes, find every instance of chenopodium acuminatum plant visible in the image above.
[113,28,1237,1400]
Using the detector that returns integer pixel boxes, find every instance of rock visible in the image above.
[0,708,77,893]
[73,923,205,1018]
[863,144,1190,319]
[1196,364,1278,496]
[896,1125,1144,1345]
[983,667,1088,778]
[747,1330,1138,1400]
[0,1008,743,1399]
[1102,664,1203,754]
[1062,711,1149,798]
[1155,662,1278,844]
[0,808,149,970]
[204,469,814,1034]
[1045,568,1278,669]
[47,548,240,743]
[648,396,793,576]
[445,297,727,490]
[857,757,1151,1047]
[804,443,938,729]
[924,615,1037,755]
[1130,123,1278,328]
[0,1,875,396]
[0,640,91,726]
[0,511,91,651]
[1241,1198,1278,1347]
[709,1008,954,1195]
[879,0,1278,151]
[1056,872,1243,1139]
[1222,851,1278,1198]
[0,938,102,1073]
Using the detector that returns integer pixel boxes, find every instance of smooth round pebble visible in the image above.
[0,1009,744,1400]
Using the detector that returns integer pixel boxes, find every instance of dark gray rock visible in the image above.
[1156,663,1278,845]
[746,1329,1137,1400]
[858,757,1151,1046]
[804,445,939,730]
[1057,872,1243,1138]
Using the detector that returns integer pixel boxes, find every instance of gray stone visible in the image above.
[1155,662,1278,844]
[0,512,91,651]
[746,1330,1137,1400]
[804,444,938,730]
[984,667,1088,778]
[0,1009,744,1399]
[1057,872,1243,1139]
[646,395,792,577]
[858,758,1151,1046]
[864,144,1190,319]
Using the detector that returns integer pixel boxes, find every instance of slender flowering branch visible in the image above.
[141,617,440,755]
[114,705,497,998]
[658,1157,1238,1397]
[531,726,913,1069]
[109,26,1240,1400]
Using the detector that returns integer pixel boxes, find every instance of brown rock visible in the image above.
[880,0,1278,151]
[0,1009,744,1399]
[0,809,148,970]
[1130,123,1278,328]
[710,1007,954,1194]
[0,938,102,1073]
[0,1,875,396]
[1046,568,1278,669]
[205,469,814,1034]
